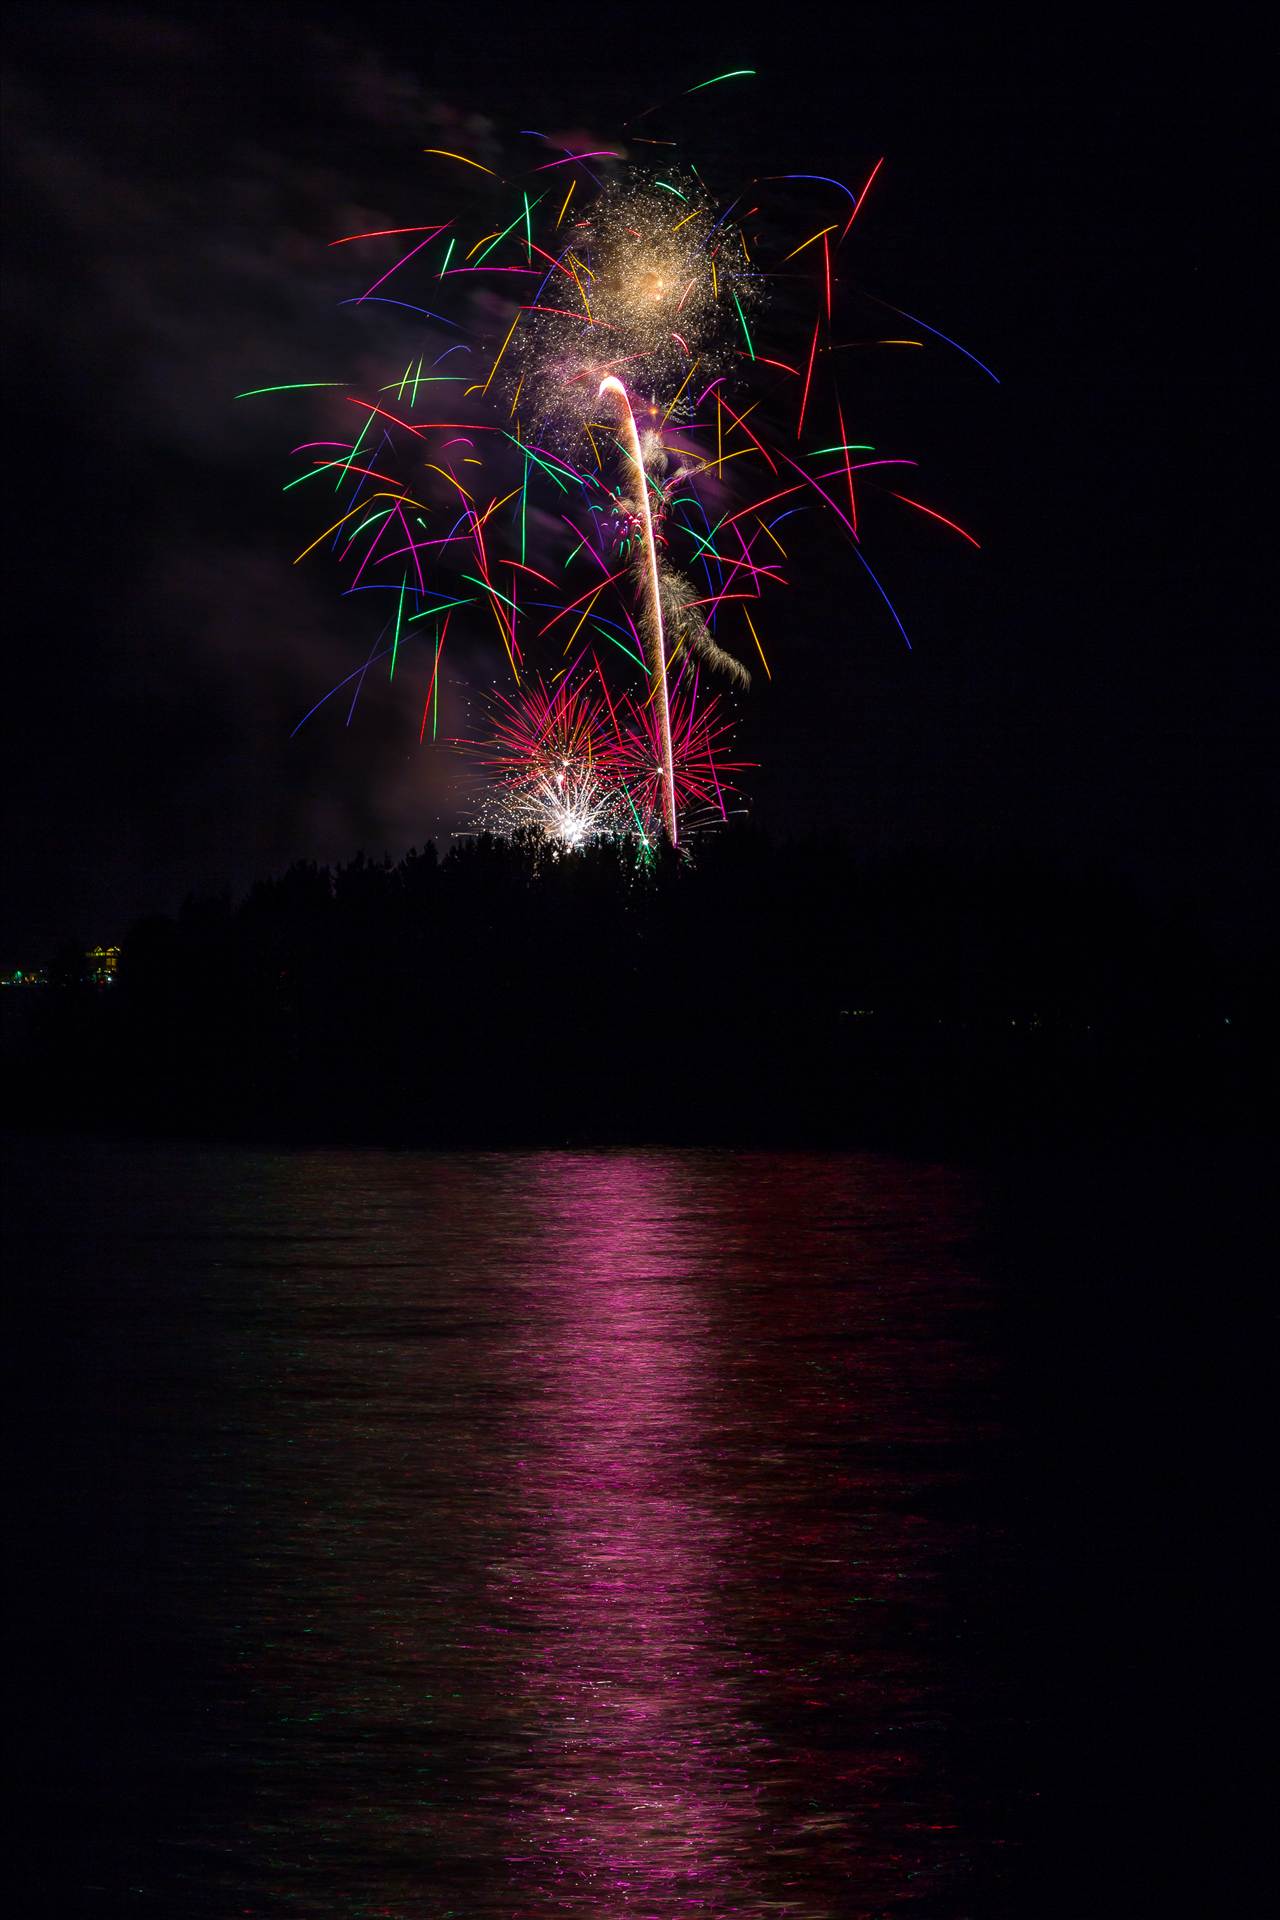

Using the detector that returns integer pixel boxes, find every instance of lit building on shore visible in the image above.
[85,945,120,986]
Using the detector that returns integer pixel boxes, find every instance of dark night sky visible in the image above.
[2,3,1271,957]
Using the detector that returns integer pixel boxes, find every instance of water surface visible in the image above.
[11,1143,1015,1916]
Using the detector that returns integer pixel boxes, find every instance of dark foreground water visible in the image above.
[8,1138,1265,1916]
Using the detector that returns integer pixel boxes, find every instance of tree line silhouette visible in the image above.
[7,830,1270,1146]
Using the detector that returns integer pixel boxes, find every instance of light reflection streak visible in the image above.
[505,1154,768,1904]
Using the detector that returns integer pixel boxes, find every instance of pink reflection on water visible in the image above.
[503,1153,770,1911]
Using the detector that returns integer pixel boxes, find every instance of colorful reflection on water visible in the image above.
[13,1144,1006,1916]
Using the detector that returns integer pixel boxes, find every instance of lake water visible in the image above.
[11,1142,1031,1916]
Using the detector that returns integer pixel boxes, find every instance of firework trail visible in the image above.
[247,71,991,847]
[598,375,678,844]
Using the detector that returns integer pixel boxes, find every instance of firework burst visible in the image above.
[610,680,754,839]
[252,74,992,848]
[468,677,625,848]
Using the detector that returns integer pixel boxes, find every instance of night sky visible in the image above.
[3,4,1270,957]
